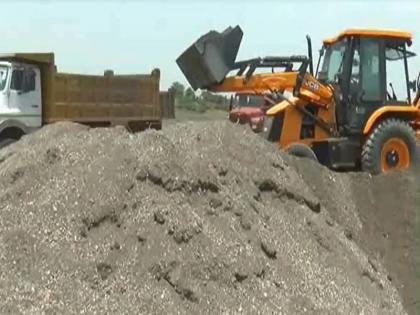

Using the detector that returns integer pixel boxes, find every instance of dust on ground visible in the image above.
[0,120,416,314]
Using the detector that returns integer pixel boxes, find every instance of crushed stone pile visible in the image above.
[287,155,420,315]
[0,120,415,314]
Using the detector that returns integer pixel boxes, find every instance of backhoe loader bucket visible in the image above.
[176,25,243,90]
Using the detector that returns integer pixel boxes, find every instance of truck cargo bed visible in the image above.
[44,69,162,131]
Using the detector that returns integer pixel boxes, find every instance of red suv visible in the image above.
[228,92,272,132]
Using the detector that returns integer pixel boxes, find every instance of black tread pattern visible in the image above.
[361,118,417,174]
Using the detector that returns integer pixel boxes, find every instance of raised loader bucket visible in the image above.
[176,25,243,90]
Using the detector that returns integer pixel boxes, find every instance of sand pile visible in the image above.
[0,120,411,314]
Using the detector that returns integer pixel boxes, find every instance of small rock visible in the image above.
[223,200,233,211]
[234,271,248,283]
[137,235,146,243]
[167,224,175,235]
[79,228,88,238]
[325,218,334,227]
[260,239,277,259]
[209,197,222,209]
[126,183,135,192]
[46,147,60,164]
[154,210,166,224]
[96,262,113,280]
[233,208,243,217]
[136,169,148,181]
[368,257,379,273]
[249,201,260,214]
[344,229,353,240]
[304,198,321,213]
[10,168,24,184]
[255,267,266,279]
[256,179,277,192]
[205,207,217,216]
[177,287,199,303]
[173,229,194,244]
[111,241,121,250]
[218,168,228,177]
[272,162,284,170]
[240,216,252,231]
[253,192,262,202]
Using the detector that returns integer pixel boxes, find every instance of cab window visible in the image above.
[11,68,36,91]
[360,38,381,101]
[318,39,347,84]
[11,69,24,90]
[385,41,412,103]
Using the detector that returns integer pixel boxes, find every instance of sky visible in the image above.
[2,0,420,95]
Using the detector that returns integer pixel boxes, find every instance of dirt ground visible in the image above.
[0,120,417,314]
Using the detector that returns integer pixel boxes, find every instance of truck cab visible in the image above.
[0,61,42,129]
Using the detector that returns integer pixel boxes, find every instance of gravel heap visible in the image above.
[288,154,420,315]
[0,120,411,314]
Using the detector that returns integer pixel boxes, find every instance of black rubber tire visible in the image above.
[0,138,16,150]
[361,118,417,175]
[286,143,318,162]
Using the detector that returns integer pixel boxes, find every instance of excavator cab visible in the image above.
[304,30,419,173]
[316,30,417,135]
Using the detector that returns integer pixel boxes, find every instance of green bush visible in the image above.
[175,96,208,113]
[174,90,231,113]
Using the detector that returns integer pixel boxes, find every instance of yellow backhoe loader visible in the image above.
[176,26,420,174]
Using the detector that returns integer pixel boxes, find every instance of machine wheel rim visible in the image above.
[380,138,410,171]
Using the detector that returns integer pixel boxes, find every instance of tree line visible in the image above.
[168,81,230,113]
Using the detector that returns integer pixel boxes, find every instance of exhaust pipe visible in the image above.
[306,35,314,76]
[176,25,243,90]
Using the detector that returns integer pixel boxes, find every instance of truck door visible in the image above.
[0,66,10,111]
[346,38,384,133]
[8,65,42,128]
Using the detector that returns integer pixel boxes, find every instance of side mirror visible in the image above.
[408,80,416,92]
[408,72,420,93]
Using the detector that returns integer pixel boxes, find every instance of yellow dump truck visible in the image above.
[0,53,162,147]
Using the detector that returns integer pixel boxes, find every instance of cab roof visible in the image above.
[323,29,412,45]
[0,53,54,65]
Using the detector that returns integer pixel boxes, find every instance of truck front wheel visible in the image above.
[361,118,417,174]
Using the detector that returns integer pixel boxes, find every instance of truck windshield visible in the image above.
[317,40,346,84]
[234,94,265,107]
[0,66,8,91]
